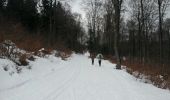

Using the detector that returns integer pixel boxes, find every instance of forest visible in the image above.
[0,0,170,85]
[83,0,170,75]
[0,0,86,52]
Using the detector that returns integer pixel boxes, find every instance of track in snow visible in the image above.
[0,54,170,100]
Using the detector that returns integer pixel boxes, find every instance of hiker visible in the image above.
[90,53,95,65]
[96,53,103,66]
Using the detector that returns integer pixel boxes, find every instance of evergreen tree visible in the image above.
[0,0,5,12]
[54,1,65,38]
[7,0,24,19]
[23,0,38,31]
[41,0,51,31]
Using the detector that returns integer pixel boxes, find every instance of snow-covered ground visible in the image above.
[0,53,170,100]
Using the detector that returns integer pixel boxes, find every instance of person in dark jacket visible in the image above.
[92,56,94,65]
[90,53,95,65]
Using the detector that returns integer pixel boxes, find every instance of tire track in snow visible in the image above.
[42,59,82,100]
[0,61,74,100]
[0,79,31,93]
[0,61,69,93]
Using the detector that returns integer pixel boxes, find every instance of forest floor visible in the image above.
[0,52,170,100]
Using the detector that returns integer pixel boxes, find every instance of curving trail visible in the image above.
[0,54,170,100]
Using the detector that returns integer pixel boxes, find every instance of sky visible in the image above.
[70,0,170,20]
[166,7,170,18]
[70,0,86,20]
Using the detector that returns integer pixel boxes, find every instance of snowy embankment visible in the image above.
[0,52,170,100]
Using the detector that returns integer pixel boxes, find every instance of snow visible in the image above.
[0,53,170,100]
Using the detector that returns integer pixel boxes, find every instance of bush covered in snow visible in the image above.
[34,48,71,61]
[0,40,72,74]
[0,40,37,74]
[0,40,30,66]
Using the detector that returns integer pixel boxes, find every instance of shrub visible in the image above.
[28,56,35,61]
[19,54,29,66]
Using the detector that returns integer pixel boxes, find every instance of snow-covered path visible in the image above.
[0,54,170,100]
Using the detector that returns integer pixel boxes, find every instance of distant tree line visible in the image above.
[0,0,86,51]
[126,0,170,66]
[83,0,170,68]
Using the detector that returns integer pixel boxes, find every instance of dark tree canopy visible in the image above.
[0,0,85,51]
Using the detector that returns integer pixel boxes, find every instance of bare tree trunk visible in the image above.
[168,30,170,62]
[158,0,163,65]
[111,0,122,69]
[140,0,146,64]
[53,0,57,46]
[137,4,142,63]
[48,0,53,47]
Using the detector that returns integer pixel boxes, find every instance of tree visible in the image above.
[39,0,85,49]
[127,20,137,63]
[7,0,24,20]
[128,0,159,64]
[163,18,170,61]
[40,0,52,46]
[155,0,170,65]
[103,0,115,54]
[6,0,38,31]
[41,0,51,32]
[0,0,5,26]
[82,0,103,52]
[23,0,38,31]
[0,0,5,12]
[111,0,123,69]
